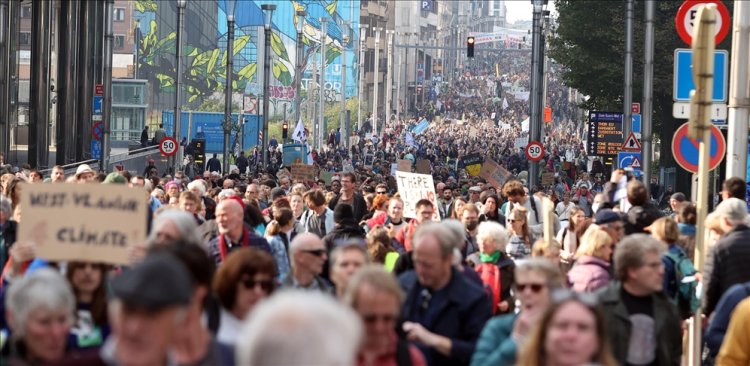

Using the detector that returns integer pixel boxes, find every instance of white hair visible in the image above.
[147,209,203,248]
[235,291,363,366]
[477,221,509,250]
[187,180,206,196]
[217,189,237,201]
[5,268,75,337]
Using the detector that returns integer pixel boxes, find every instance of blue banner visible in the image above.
[412,119,430,135]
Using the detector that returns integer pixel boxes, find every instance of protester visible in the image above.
[282,232,333,293]
[65,261,111,350]
[329,172,368,223]
[323,204,366,250]
[208,199,271,264]
[329,243,369,298]
[464,221,515,315]
[505,207,534,260]
[567,226,613,292]
[301,189,335,238]
[704,280,750,364]
[556,205,584,266]
[394,199,435,252]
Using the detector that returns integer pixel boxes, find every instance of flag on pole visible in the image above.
[292,117,306,143]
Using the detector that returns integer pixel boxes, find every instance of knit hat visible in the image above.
[103,172,127,185]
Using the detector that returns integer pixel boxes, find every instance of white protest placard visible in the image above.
[514,136,529,150]
[390,163,398,176]
[395,171,440,221]
[18,183,147,265]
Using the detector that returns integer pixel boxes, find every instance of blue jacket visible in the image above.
[470,313,518,366]
[398,269,492,366]
[704,281,750,357]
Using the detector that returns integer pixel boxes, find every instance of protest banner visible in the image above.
[395,171,440,221]
[416,159,431,174]
[478,158,514,189]
[17,183,147,265]
[397,159,412,172]
[461,153,484,177]
[291,164,316,182]
[541,172,555,185]
[514,136,529,150]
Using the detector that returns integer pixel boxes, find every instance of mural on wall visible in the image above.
[133,0,359,119]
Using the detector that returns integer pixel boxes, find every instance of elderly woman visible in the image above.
[213,248,277,347]
[465,221,515,315]
[471,258,566,366]
[4,268,76,364]
[567,226,614,293]
[146,209,203,248]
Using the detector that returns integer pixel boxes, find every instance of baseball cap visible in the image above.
[594,209,621,225]
[111,254,193,310]
[469,186,482,193]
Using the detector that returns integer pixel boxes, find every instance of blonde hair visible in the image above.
[532,239,561,259]
[649,217,679,244]
[575,226,613,260]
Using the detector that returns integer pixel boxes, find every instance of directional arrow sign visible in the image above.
[617,152,642,171]
[672,102,727,124]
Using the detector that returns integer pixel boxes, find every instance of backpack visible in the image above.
[664,249,699,319]
[475,263,502,314]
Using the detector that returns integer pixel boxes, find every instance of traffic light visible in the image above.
[282,121,289,139]
[467,36,475,58]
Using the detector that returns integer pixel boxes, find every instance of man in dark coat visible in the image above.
[235,151,249,175]
[206,153,222,174]
[328,172,368,223]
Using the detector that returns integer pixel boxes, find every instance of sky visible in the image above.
[504,1,557,24]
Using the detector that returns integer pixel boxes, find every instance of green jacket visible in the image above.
[470,313,518,366]
[597,282,682,366]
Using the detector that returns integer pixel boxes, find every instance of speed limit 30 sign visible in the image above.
[525,141,545,162]
[159,137,179,157]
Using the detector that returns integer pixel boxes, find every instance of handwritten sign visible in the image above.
[462,153,484,177]
[395,171,440,221]
[18,183,147,265]
[397,159,412,172]
[416,159,431,174]
[541,172,555,186]
[514,136,529,150]
[291,164,316,182]
[478,158,513,189]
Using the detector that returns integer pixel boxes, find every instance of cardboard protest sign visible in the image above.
[291,164,316,182]
[397,159,412,172]
[478,158,514,189]
[395,171,440,221]
[541,172,555,185]
[18,183,147,265]
[461,153,484,177]
[416,159,431,174]
[469,126,479,138]
[320,171,335,184]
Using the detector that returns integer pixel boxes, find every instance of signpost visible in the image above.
[671,122,726,173]
[672,102,727,124]
[617,152,642,171]
[525,141,545,162]
[159,137,179,157]
[631,102,641,114]
[586,112,625,158]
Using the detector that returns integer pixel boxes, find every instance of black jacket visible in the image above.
[624,202,663,235]
[704,224,750,315]
[322,220,366,250]
[328,193,368,223]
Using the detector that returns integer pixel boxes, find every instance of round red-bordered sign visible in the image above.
[671,122,726,173]
[159,137,179,157]
[525,141,545,162]
[675,0,730,46]
[91,122,103,141]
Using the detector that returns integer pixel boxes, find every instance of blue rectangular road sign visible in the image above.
[673,49,728,102]
[93,96,103,115]
[632,114,641,134]
[617,152,642,171]
[91,140,101,159]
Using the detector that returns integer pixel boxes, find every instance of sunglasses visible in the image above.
[515,282,546,293]
[361,313,398,324]
[303,249,327,257]
[242,278,275,292]
[376,191,388,194]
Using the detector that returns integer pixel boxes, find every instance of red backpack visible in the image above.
[475,263,502,314]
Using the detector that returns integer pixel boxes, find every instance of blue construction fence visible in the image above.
[162,111,261,154]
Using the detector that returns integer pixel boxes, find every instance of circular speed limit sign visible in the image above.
[525,141,545,162]
[159,137,179,157]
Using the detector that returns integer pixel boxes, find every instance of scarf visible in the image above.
[218,226,252,262]
[479,251,501,263]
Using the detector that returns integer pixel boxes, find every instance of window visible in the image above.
[20,32,31,46]
[114,35,125,49]
[114,8,125,21]
[20,5,31,18]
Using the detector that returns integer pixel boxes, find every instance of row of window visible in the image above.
[20,5,127,21]
[19,33,127,49]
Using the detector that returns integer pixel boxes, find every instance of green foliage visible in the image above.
[325,47,341,66]
[271,32,290,62]
[272,60,293,86]
[325,1,337,15]
[322,97,367,132]
[135,0,157,13]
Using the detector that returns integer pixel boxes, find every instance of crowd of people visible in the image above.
[0,50,749,366]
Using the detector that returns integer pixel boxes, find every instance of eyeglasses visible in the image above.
[302,249,327,257]
[376,191,387,194]
[419,289,432,312]
[242,278,275,292]
[515,282,546,293]
[361,313,398,324]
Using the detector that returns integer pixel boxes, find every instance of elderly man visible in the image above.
[598,234,682,365]
[704,198,750,316]
[398,223,491,366]
[102,254,193,366]
[208,198,271,264]
[282,232,333,293]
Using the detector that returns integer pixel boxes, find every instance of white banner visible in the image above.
[395,171,440,221]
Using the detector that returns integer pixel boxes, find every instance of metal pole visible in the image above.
[318,17,328,150]
[261,4,275,170]
[340,24,349,149]
[29,0,52,168]
[413,33,419,116]
[358,25,366,132]
[641,0,655,190]
[221,14,235,173]
[623,0,634,139]
[395,34,402,124]
[295,10,306,129]
[134,19,140,79]
[385,30,393,129]
[309,45,317,148]
[726,0,750,180]
[528,0,543,189]
[100,0,114,171]
[372,27,382,138]
[175,0,186,174]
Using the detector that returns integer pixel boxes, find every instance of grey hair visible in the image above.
[151,188,165,198]
[0,196,11,216]
[412,222,456,258]
[187,180,206,196]
[614,234,666,282]
[217,189,237,201]
[5,268,75,337]
[477,221,509,250]
[440,219,467,249]
[236,290,363,365]
[147,209,203,248]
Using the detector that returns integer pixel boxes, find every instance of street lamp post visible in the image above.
[318,18,328,150]
[340,24,349,150]
[357,25,367,132]
[261,4,275,171]
[295,10,306,128]
[223,14,234,174]
[372,27,382,137]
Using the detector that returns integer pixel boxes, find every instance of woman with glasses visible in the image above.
[212,247,276,347]
[516,290,618,366]
[471,258,566,366]
[567,226,614,293]
[505,207,534,260]
[65,261,110,351]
